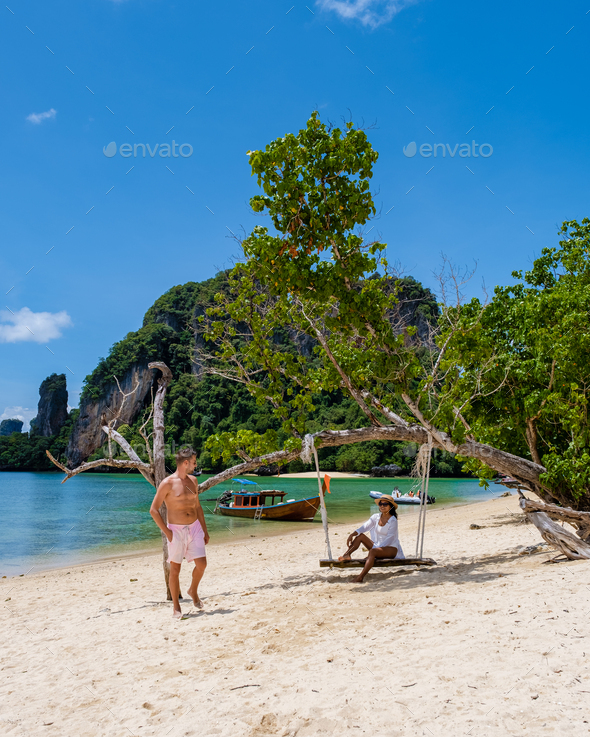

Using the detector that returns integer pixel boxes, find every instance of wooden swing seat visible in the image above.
[319,557,436,569]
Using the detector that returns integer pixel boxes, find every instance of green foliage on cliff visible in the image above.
[80,269,459,476]
[38,373,66,395]
[0,262,454,475]
[100,371,461,475]
[81,273,230,401]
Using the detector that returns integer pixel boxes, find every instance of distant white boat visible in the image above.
[369,490,435,505]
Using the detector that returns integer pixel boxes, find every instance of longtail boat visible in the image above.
[214,480,320,521]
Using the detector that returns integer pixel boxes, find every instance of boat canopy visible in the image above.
[231,490,287,508]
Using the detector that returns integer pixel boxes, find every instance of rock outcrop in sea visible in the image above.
[0,419,23,436]
[255,464,281,476]
[30,373,68,437]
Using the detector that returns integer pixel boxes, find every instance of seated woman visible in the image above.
[338,494,405,583]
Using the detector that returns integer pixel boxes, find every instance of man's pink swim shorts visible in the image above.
[167,519,206,564]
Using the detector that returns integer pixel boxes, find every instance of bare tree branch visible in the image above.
[401,392,454,452]
[101,425,155,486]
[520,495,590,541]
[519,493,590,559]
[148,361,173,488]
[138,391,154,465]
[199,422,545,494]
[46,451,153,484]
[360,390,409,427]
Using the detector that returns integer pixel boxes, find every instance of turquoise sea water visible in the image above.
[0,471,502,576]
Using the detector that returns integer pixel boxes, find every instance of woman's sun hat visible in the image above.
[376,493,398,510]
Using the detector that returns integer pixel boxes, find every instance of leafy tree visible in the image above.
[440,219,590,508]
[202,112,589,514]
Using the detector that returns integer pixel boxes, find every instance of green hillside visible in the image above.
[82,272,460,476]
[1,272,462,476]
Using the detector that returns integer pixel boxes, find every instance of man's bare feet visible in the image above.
[172,609,183,619]
[187,587,203,609]
[352,575,365,583]
[338,554,351,561]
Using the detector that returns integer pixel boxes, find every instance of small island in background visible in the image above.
[0,418,23,435]
[0,373,74,472]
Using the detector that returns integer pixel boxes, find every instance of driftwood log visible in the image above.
[519,496,590,542]
[519,492,590,560]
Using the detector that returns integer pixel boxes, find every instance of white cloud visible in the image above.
[0,406,36,432]
[317,0,418,27]
[0,307,72,344]
[26,108,57,125]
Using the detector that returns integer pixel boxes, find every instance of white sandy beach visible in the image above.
[2,494,589,736]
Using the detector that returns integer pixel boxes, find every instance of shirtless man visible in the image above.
[150,446,209,618]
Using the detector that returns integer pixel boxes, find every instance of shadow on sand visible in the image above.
[276,549,531,593]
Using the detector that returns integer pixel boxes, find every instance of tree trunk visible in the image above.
[519,496,590,542]
[200,423,546,499]
[148,362,175,600]
[101,425,155,486]
[525,418,542,466]
[198,425,528,492]
[519,494,590,560]
[48,360,182,597]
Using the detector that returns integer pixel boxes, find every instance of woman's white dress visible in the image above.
[355,514,405,558]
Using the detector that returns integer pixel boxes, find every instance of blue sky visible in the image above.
[1,0,589,427]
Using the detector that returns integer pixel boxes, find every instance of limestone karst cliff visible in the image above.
[30,373,68,437]
[0,374,73,470]
[66,362,157,467]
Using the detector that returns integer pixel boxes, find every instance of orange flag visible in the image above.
[321,474,331,494]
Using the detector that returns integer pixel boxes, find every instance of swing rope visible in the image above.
[302,432,433,566]
[301,434,333,560]
[415,434,433,559]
